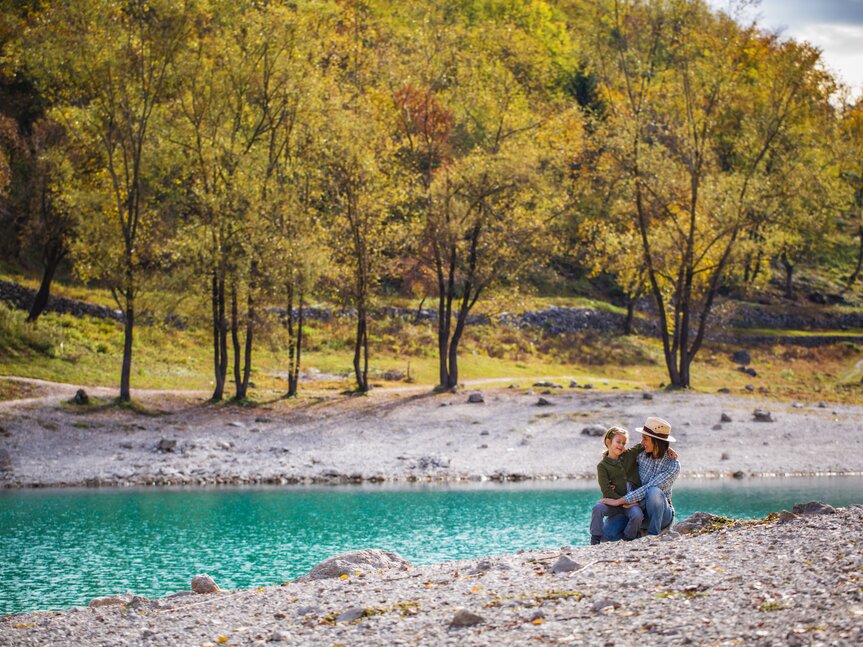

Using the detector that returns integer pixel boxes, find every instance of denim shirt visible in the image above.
[622,451,680,505]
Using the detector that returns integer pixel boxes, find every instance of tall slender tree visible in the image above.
[27,0,192,400]
[587,0,834,387]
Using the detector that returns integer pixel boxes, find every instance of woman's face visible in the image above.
[641,433,654,454]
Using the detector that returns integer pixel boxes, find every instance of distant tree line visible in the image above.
[0,0,861,398]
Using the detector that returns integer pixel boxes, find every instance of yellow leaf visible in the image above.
[216,636,228,644]
[339,574,350,579]
[532,618,545,625]
[470,586,483,592]
[15,623,33,629]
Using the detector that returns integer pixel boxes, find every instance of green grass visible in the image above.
[5,280,863,404]
[733,328,863,338]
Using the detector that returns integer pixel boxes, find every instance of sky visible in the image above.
[709,0,863,96]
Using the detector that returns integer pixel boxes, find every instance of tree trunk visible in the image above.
[435,249,453,390]
[238,264,256,400]
[218,274,228,396]
[211,270,225,401]
[286,283,304,398]
[848,225,863,287]
[231,282,241,398]
[120,289,134,402]
[624,298,636,335]
[353,306,369,392]
[781,251,794,299]
[677,351,691,390]
[26,247,66,323]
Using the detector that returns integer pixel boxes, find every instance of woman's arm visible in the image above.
[623,458,681,504]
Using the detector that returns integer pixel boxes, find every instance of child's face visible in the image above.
[606,433,627,459]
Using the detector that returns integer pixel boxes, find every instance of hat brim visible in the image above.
[640,429,676,443]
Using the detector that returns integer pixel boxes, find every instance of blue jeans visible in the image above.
[603,487,674,540]
[592,502,643,541]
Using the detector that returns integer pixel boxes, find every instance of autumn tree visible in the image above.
[172,2,300,401]
[839,99,863,287]
[22,119,78,322]
[26,0,192,400]
[587,0,835,388]
[391,2,572,389]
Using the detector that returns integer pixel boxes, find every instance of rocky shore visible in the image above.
[2,378,863,489]
[2,504,861,646]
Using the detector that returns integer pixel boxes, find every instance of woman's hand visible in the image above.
[668,447,678,460]
[598,497,625,507]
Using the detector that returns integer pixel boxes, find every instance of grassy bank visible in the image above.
[4,297,863,405]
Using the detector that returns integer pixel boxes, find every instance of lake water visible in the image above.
[2,477,861,616]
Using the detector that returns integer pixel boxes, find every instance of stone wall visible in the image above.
[0,279,123,322]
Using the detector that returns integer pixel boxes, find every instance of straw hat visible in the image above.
[640,416,676,443]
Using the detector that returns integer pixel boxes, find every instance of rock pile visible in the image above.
[0,279,123,322]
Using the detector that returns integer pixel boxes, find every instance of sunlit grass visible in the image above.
[4,282,863,404]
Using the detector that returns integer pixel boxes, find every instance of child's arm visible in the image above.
[596,463,617,499]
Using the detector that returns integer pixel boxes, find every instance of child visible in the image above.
[589,426,644,544]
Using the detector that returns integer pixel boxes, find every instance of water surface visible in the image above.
[2,476,861,616]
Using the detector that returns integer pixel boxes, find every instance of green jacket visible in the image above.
[596,444,644,499]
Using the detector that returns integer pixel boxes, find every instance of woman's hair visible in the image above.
[651,437,670,459]
[602,426,628,456]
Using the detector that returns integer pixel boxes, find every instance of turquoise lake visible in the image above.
[2,477,862,616]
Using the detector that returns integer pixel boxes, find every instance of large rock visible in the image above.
[581,424,606,437]
[89,594,133,608]
[295,549,411,582]
[449,609,485,628]
[191,574,220,594]
[731,350,751,365]
[674,511,732,535]
[549,555,582,574]
[752,409,774,422]
[791,501,836,516]
[157,438,177,453]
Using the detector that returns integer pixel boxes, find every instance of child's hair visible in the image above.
[602,426,628,456]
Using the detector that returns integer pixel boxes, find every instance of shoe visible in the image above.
[590,535,601,545]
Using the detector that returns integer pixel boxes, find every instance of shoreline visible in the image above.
[4,470,863,490]
[3,380,863,489]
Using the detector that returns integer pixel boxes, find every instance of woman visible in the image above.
[599,416,680,538]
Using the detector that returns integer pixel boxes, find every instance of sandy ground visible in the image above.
[1,376,862,488]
